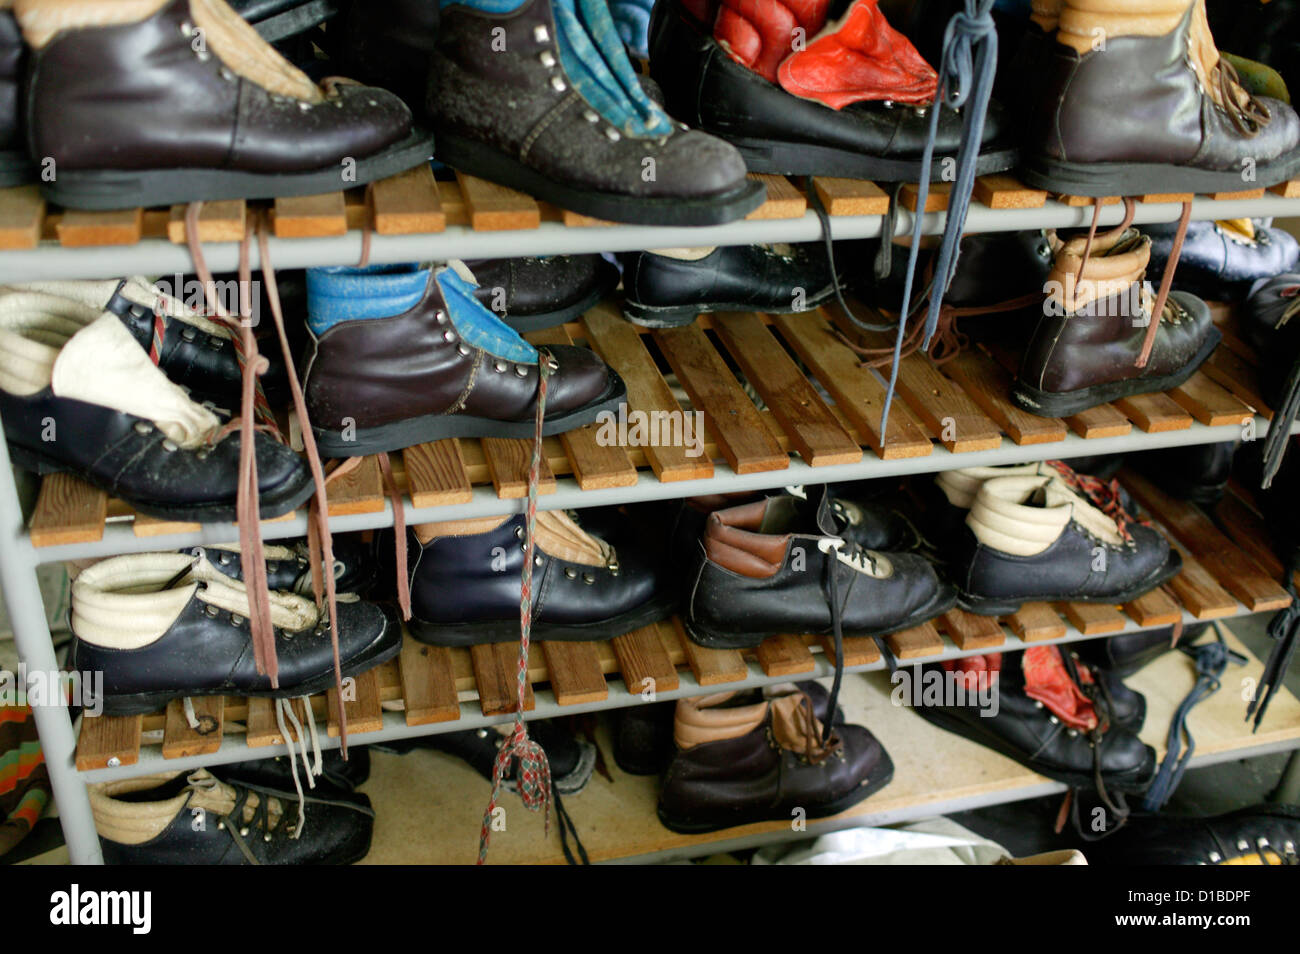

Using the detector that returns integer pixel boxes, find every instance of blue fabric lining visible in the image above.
[436,269,537,363]
[306,264,431,334]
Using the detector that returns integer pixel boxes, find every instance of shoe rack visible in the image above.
[4,169,1300,864]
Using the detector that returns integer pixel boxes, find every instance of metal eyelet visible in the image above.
[217,820,225,830]
[203,604,220,618]
[442,330,456,343]
[583,109,599,123]
[264,833,273,842]
[604,128,621,142]
[1237,839,1250,851]
[1208,850,1222,863]
[180,21,194,36]
[534,555,544,567]
[435,311,447,324]
[457,344,471,357]
[515,525,525,539]
[582,572,595,584]
[298,101,312,112]
[220,67,236,83]
[539,51,556,68]
[239,826,249,837]
[161,439,179,452]
[230,614,244,627]
[1047,715,1059,725]
[564,567,577,579]
[514,365,528,377]
[195,448,210,460]
[218,551,232,565]
[495,361,509,373]
[133,422,154,435]
[1033,700,1044,709]
[534,25,550,42]
[181,327,197,342]
[196,51,211,63]
[207,336,222,349]
[550,76,567,93]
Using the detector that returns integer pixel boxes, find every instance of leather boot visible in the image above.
[466,255,619,332]
[0,3,31,185]
[657,689,893,833]
[179,534,377,596]
[91,769,374,864]
[1076,621,1204,677]
[1091,803,1300,865]
[950,473,1180,615]
[648,0,1016,179]
[1012,227,1221,418]
[406,510,675,645]
[214,746,371,794]
[17,0,431,209]
[69,552,400,715]
[302,263,624,456]
[1144,218,1300,300]
[427,0,763,225]
[1023,0,1300,194]
[1129,440,1236,504]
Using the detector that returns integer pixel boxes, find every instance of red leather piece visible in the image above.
[1022,646,1098,732]
[777,0,937,108]
[713,0,830,84]
[942,652,1002,694]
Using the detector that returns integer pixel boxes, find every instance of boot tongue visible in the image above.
[434,267,537,365]
[769,692,832,756]
[1022,645,1098,731]
[534,510,610,566]
[1048,228,1149,314]
[674,692,768,748]
[714,0,831,84]
[187,769,286,829]
[1041,476,1124,546]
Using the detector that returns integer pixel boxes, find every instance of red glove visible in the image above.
[1022,645,1098,732]
[714,0,830,83]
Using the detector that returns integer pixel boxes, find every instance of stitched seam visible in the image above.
[446,349,483,415]
[521,91,580,161]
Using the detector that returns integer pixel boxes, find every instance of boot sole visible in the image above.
[909,705,1156,792]
[92,623,404,717]
[311,371,627,457]
[1010,326,1222,419]
[5,441,317,523]
[727,134,1019,182]
[683,583,958,650]
[621,284,836,328]
[41,129,434,211]
[433,130,766,226]
[656,750,895,835]
[1021,153,1300,197]
[956,548,1184,618]
[407,593,677,646]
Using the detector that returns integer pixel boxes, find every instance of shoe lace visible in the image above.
[1214,58,1271,138]
[793,690,842,765]
[478,351,557,864]
[1044,460,1146,544]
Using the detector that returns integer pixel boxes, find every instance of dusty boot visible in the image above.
[1012,226,1221,417]
[16,0,431,209]
[1024,0,1300,194]
[91,769,374,864]
[657,689,893,833]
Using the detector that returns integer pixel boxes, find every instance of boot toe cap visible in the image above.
[542,344,621,416]
[654,129,749,196]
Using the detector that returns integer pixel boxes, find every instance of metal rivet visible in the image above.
[1033,700,1044,709]
[495,361,509,373]
[134,421,153,435]
[204,604,220,618]
[219,551,232,564]
[564,568,577,579]
[1237,839,1250,851]
[195,448,209,460]
[534,25,550,42]
[217,820,225,830]
[514,365,528,377]
[181,327,197,341]
[107,756,121,768]
[583,572,595,584]
[230,614,244,626]
[298,101,311,112]
[457,344,471,356]
[534,555,544,566]
[1048,715,1059,725]
[162,439,179,452]
[1208,851,1221,862]
[220,67,236,82]
[442,330,456,343]
[264,833,273,842]
[583,109,599,123]
[539,51,556,68]
[550,76,567,92]
[240,826,249,837]
[180,21,194,35]
[196,51,211,63]
[435,311,447,324]
[476,728,489,738]
[604,127,621,142]
[515,525,525,539]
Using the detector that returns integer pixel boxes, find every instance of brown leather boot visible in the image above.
[1012,226,1220,417]
[1023,0,1300,194]
[657,689,893,834]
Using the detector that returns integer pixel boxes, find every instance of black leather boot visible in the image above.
[467,255,619,332]
[180,534,377,596]
[0,6,32,186]
[214,745,371,795]
[1075,622,1204,678]
[1129,441,1237,505]
[1091,804,1300,865]
[19,0,431,209]
[69,552,400,715]
[427,0,763,225]
[619,244,835,327]
[332,0,440,111]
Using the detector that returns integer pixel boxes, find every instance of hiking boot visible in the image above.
[1091,803,1300,865]
[657,688,893,833]
[466,255,619,333]
[1145,218,1300,301]
[214,746,371,794]
[69,552,400,715]
[19,0,431,209]
[1012,227,1220,418]
[302,263,624,456]
[179,534,377,596]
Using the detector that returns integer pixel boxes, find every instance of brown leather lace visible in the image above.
[1045,460,1148,544]
[794,692,842,765]
[1215,58,1271,137]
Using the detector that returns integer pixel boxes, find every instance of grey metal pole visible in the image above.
[0,431,103,863]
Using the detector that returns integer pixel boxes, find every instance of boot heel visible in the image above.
[6,443,69,477]
[621,301,699,328]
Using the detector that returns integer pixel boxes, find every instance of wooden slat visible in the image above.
[811,177,890,216]
[1007,602,1066,642]
[654,323,788,475]
[1168,371,1255,427]
[818,633,881,667]
[482,437,558,498]
[900,182,951,212]
[244,698,281,747]
[528,326,637,489]
[582,306,714,481]
[1138,192,1194,204]
[674,619,748,685]
[1165,540,1239,619]
[755,634,817,677]
[1061,602,1127,635]
[712,313,860,466]
[1123,469,1291,612]
[398,640,461,725]
[611,623,680,696]
[402,440,474,507]
[745,173,806,219]
[940,609,1005,650]
[456,172,541,230]
[372,164,446,234]
[775,312,933,459]
[1269,179,1300,198]
[28,474,107,547]
[326,668,384,737]
[0,185,44,250]
[161,697,224,759]
[973,175,1047,209]
[1208,187,1265,201]
[1123,588,1182,627]
[272,192,347,238]
[1214,490,1288,581]
[325,455,385,515]
[541,641,608,705]
[471,643,537,714]
[885,622,944,659]
[944,350,1068,445]
[75,714,141,771]
[1058,194,1122,207]
[56,208,142,247]
[1065,404,1132,439]
[1203,347,1271,416]
[1113,393,1193,432]
[166,200,246,243]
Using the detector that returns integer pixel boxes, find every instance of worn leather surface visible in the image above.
[1031,8,1300,167]
[658,717,885,829]
[622,243,833,312]
[951,520,1176,603]
[0,388,307,514]
[1018,290,1215,394]
[181,535,375,595]
[302,270,613,430]
[214,746,370,793]
[0,11,23,149]
[867,229,1053,309]
[649,0,1003,158]
[402,718,584,780]
[410,514,667,626]
[1145,219,1300,297]
[430,0,748,199]
[27,0,413,172]
[71,595,396,697]
[466,255,615,317]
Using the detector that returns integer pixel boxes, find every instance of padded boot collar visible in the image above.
[674,691,769,748]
